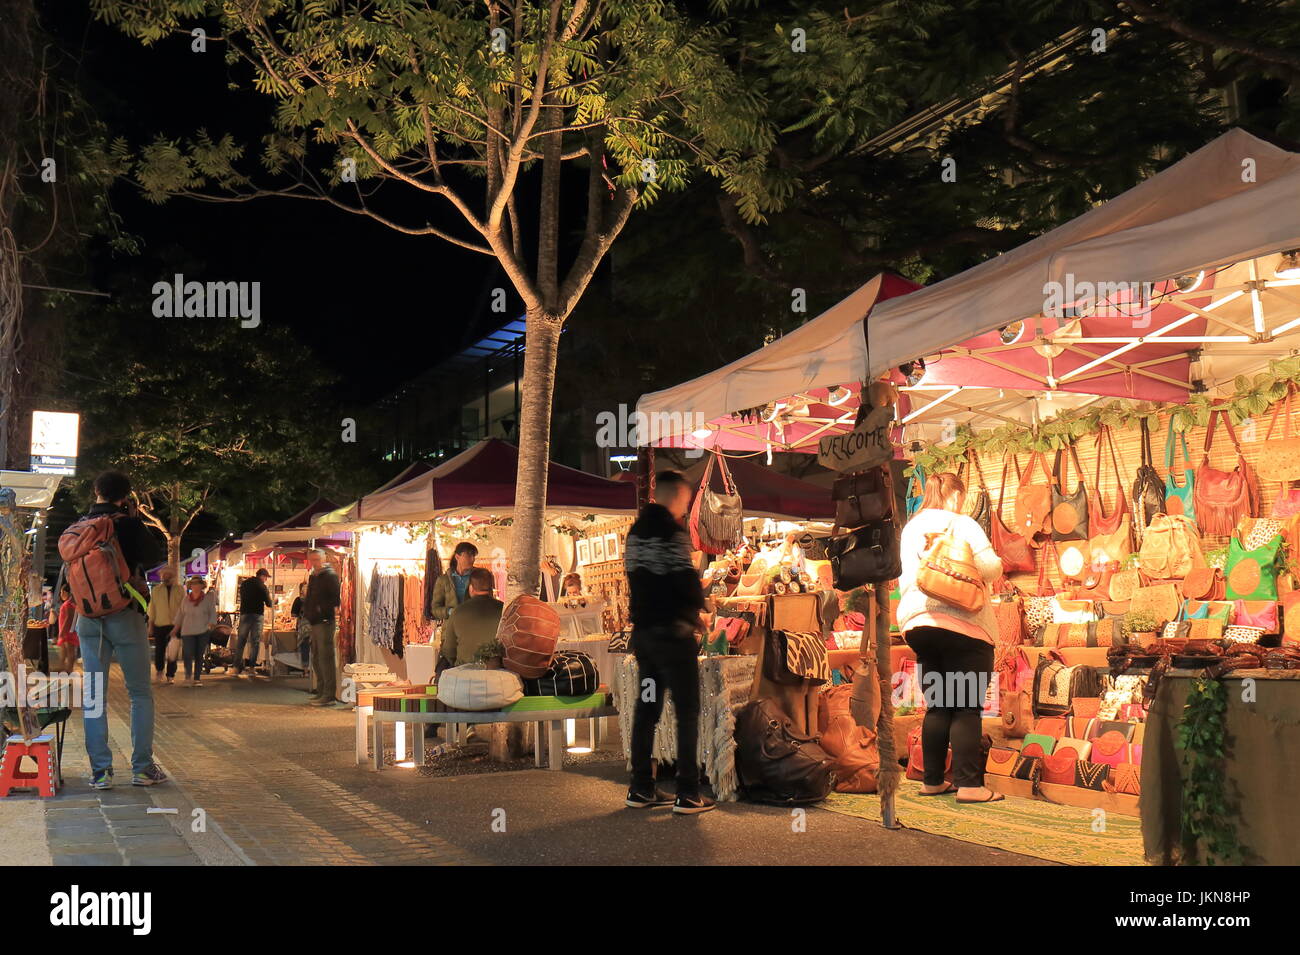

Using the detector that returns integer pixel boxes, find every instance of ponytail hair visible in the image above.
[920,472,965,512]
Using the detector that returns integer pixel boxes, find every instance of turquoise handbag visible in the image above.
[1164,419,1196,525]
[906,468,926,518]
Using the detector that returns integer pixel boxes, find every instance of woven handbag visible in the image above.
[689,450,744,554]
[1073,759,1112,791]
[1257,383,1300,482]
[1103,761,1141,796]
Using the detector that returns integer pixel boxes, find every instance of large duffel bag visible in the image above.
[735,698,834,805]
[523,650,599,696]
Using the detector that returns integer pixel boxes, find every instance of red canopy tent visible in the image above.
[679,455,834,521]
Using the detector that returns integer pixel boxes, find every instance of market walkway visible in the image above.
[13,670,1053,866]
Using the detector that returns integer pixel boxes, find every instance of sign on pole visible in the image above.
[30,410,79,476]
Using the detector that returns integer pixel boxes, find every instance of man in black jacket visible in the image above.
[233,568,273,677]
[303,548,342,706]
[623,470,714,814]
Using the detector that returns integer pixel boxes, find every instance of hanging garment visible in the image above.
[401,573,431,644]
[367,568,402,653]
[424,545,441,621]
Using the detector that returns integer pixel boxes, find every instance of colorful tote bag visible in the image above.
[1050,445,1090,542]
[1163,418,1197,524]
[1225,532,1283,601]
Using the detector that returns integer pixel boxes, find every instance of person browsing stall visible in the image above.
[233,568,273,678]
[304,549,342,707]
[430,541,477,621]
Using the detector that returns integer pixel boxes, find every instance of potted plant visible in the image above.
[475,640,505,670]
[1125,610,1159,646]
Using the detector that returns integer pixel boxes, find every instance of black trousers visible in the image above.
[904,626,994,789]
[629,624,701,797]
[152,624,177,677]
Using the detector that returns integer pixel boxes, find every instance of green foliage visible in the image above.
[1177,677,1246,865]
[1123,610,1158,635]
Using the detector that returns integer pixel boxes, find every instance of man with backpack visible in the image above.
[63,471,167,789]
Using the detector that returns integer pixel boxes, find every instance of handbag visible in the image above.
[958,452,992,538]
[165,634,182,664]
[905,726,952,782]
[916,519,987,612]
[1031,658,1072,718]
[1231,599,1278,632]
[607,630,632,654]
[1103,761,1141,796]
[1071,696,1101,719]
[522,650,600,696]
[1032,717,1067,738]
[1273,488,1300,518]
[1041,752,1078,786]
[1137,512,1205,579]
[1181,567,1225,602]
[1131,418,1167,548]
[1073,760,1111,791]
[1089,731,1132,767]
[985,747,1018,777]
[832,467,892,529]
[1089,426,1130,538]
[1014,451,1055,542]
[1052,736,1092,760]
[1011,754,1042,781]
[1067,716,1098,739]
[764,630,830,685]
[1130,582,1181,626]
[827,518,900,589]
[1194,409,1259,536]
[1050,444,1090,541]
[689,450,744,554]
[1163,417,1197,524]
[1225,531,1283,601]
[1257,382,1300,482]
[1283,591,1300,646]
[1110,569,1141,602]
[991,456,1037,572]
[905,468,925,519]
[1224,624,1266,644]
[734,699,835,805]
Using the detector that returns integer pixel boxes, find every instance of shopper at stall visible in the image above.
[624,470,713,815]
[430,541,477,621]
[147,564,183,683]
[55,582,79,672]
[563,573,583,597]
[437,568,503,671]
[304,549,342,706]
[897,471,1004,804]
[171,576,217,687]
[291,582,310,671]
[73,470,167,789]
[233,567,273,678]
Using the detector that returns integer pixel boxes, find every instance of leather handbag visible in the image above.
[1021,733,1057,756]
[764,630,830,685]
[827,518,901,589]
[959,452,992,539]
[1052,736,1092,760]
[1089,731,1132,767]
[607,629,632,654]
[1090,426,1130,539]
[1130,582,1181,626]
[1041,752,1079,785]
[522,650,600,696]
[992,456,1037,572]
[1054,539,1091,583]
[689,450,744,554]
[1110,569,1141,602]
[916,520,987,612]
[1032,717,1067,738]
[1283,590,1300,646]
[1194,409,1259,536]
[1273,488,1300,518]
[905,726,953,782]
[1231,599,1278,632]
[818,684,881,793]
[1163,418,1197,524]
[1032,658,1072,717]
[734,699,835,805]
[1103,761,1141,796]
[1050,445,1090,541]
[1071,696,1101,719]
[1011,753,1042,781]
[1073,760,1112,791]
[1131,418,1167,547]
[1185,598,1232,622]
[1137,513,1205,579]
[1181,567,1225,602]
[1257,382,1300,482]
[1067,716,1098,739]
[1092,720,1138,741]
[832,466,892,529]
[999,664,1034,739]
[1225,532,1283,601]
[985,746,1018,777]
[1057,619,1123,648]
[1014,451,1055,542]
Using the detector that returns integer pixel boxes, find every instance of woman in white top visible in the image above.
[171,577,218,687]
[897,472,1004,803]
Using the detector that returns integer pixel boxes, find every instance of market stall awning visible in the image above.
[0,471,62,509]
[238,498,350,551]
[680,455,834,521]
[355,438,637,523]
[639,129,1300,449]
[313,462,433,528]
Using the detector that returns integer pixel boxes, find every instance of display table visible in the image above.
[612,654,756,801]
[1142,669,1300,865]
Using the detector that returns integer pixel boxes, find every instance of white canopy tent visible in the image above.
[638,129,1300,448]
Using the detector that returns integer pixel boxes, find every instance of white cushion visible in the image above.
[437,665,524,711]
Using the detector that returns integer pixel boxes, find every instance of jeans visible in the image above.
[310,619,337,701]
[152,624,177,678]
[77,608,155,776]
[233,613,263,671]
[629,623,701,798]
[181,631,210,681]
[904,626,994,789]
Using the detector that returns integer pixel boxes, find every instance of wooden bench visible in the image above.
[367,705,618,772]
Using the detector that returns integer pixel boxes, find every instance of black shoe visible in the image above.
[673,793,716,815]
[625,787,674,809]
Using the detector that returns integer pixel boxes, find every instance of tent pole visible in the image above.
[636,446,654,510]
[873,580,901,829]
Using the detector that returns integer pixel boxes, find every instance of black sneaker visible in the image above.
[673,793,716,815]
[625,787,674,809]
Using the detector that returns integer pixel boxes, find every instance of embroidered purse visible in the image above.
[1103,761,1141,796]
[985,747,1018,777]
[1073,759,1112,791]
[1041,752,1078,786]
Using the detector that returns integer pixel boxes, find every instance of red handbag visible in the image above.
[1032,717,1067,738]
[992,456,1037,572]
[1089,426,1130,536]
[1103,761,1141,796]
[1194,409,1259,536]
[1041,752,1078,786]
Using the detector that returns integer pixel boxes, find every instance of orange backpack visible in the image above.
[916,522,986,612]
[59,515,135,618]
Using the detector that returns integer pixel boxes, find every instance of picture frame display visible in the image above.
[603,532,620,562]
[576,538,591,566]
[590,535,607,563]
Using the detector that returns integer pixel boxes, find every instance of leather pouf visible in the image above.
[497,594,561,678]
[523,650,599,697]
[436,665,524,711]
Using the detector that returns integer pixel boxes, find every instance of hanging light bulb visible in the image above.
[1174,271,1205,292]
[760,402,782,423]
[826,385,852,406]
[998,322,1025,344]
[1276,250,1300,280]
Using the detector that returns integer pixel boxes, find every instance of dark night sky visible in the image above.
[45,4,526,404]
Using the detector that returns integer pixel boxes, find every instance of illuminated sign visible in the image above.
[30,411,80,475]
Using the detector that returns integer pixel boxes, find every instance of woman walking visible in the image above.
[896,472,1005,804]
[171,577,218,687]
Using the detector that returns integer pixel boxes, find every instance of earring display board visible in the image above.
[580,518,633,633]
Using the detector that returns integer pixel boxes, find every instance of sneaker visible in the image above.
[625,787,675,809]
[309,697,335,707]
[673,793,716,815]
[191,680,203,687]
[89,770,113,790]
[132,764,168,786]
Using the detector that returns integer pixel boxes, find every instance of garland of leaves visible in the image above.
[1176,677,1245,865]
[906,355,1300,477]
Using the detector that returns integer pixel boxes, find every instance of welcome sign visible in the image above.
[817,405,894,472]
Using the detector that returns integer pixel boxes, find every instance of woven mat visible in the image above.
[821,782,1146,866]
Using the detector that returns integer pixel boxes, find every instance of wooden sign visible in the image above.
[818,405,895,472]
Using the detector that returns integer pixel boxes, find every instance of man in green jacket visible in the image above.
[437,567,503,670]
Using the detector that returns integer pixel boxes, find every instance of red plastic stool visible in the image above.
[0,734,58,797]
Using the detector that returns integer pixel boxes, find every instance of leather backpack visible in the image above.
[1194,409,1259,536]
[735,698,835,805]
[1137,512,1205,579]
[827,517,901,589]
[831,466,892,529]
[1050,444,1090,542]
[1131,418,1167,548]
[916,520,986,612]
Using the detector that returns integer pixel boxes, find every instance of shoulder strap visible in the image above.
[1266,383,1295,443]
[1140,418,1153,468]
[1069,444,1085,491]
[968,450,986,489]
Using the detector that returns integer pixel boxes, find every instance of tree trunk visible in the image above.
[508,313,562,598]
